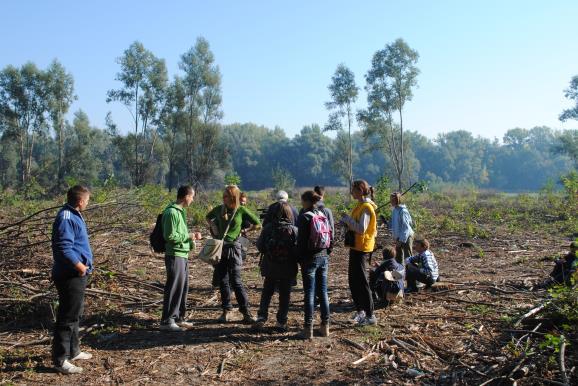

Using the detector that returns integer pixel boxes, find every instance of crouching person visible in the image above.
[51,185,93,374]
[161,186,202,332]
[370,246,405,305]
[405,239,439,293]
[546,241,577,287]
[254,202,298,332]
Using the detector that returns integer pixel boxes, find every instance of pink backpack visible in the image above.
[306,210,332,250]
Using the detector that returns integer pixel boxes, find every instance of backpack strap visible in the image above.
[220,207,238,241]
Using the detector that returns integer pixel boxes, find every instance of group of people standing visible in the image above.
[49,182,441,374]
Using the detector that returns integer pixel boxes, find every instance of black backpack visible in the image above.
[265,223,296,263]
[149,213,165,253]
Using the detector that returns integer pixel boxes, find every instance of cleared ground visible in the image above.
[0,192,575,385]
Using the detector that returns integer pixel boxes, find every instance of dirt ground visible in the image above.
[0,203,573,385]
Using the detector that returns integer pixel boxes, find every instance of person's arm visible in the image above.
[406,254,417,265]
[163,209,190,244]
[54,217,85,275]
[241,206,261,227]
[399,209,413,242]
[341,208,370,235]
[256,224,271,254]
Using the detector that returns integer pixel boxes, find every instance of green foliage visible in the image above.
[359,38,420,191]
[561,170,578,202]
[559,75,578,124]
[224,172,242,187]
[325,63,359,187]
[271,166,295,194]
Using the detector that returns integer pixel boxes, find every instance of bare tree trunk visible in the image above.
[347,105,353,191]
[398,106,404,191]
[133,85,139,187]
[57,108,64,183]
[18,128,25,185]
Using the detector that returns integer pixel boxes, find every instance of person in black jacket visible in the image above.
[297,190,332,339]
[254,202,298,332]
[369,246,405,306]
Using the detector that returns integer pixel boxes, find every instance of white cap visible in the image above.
[383,270,403,281]
[276,190,289,202]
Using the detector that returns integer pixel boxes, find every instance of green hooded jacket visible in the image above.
[162,203,194,258]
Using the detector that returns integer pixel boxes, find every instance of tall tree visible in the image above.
[0,63,49,185]
[107,41,168,186]
[159,76,187,191]
[179,37,224,189]
[325,64,358,188]
[558,75,578,167]
[560,75,578,123]
[46,60,75,184]
[358,38,419,191]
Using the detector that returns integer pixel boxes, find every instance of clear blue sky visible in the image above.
[2,0,577,139]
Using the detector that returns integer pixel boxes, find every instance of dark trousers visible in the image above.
[396,235,414,265]
[302,255,330,326]
[162,255,189,324]
[216,243,249,313]
[406,263,435,290]
[52,275,87,366]
[348,250,374,318]
[258,276,292,324]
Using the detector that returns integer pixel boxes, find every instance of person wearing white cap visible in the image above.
[276,190,289,202]
[263,191,299,226]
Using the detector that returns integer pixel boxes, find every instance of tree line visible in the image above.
[1,37,577,195]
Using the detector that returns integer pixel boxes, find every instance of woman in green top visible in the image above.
[206,185,261,323]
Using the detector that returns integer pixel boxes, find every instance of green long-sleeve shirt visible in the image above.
[162,203,194,258]
[206,205,261,242]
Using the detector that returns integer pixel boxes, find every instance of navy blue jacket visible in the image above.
[371,258,405,294]
[51,204,94,280]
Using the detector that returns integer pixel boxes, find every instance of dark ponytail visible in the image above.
[301,190,322,206]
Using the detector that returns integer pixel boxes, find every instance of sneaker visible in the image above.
[319,322,330,337]
[358,315,378,326]
[55,360,83,374]
[217,310,232,323]
[252,317,266,330]
[176,320,194,329]
[160,322,185,332]
[242,311,256,324]
[350,311,366,324]
[404,287,418,294]
[70,352,92,361]
[275,322,288,332]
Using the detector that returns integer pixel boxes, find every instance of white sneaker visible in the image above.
[176,320,194,329]
[55,360,83,374]
[358,315,378,326]
[160,322,184,332]
[71,352,92,361]
[350,311,366,324]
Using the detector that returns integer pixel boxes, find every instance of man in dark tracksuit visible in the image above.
[51,185,93,375]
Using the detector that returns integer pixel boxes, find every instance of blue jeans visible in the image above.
[301,255,330,326]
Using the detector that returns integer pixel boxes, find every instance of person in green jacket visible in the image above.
[206,185,261,323]
[160,186,202,332]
